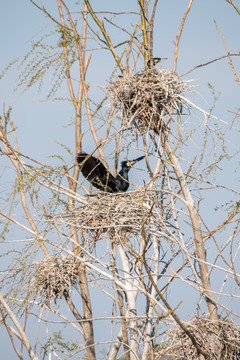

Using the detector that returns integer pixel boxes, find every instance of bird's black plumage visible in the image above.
[147,57,167,68]
[77,152,144,193]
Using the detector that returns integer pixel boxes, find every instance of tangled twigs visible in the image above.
[109,67,190,134]
[157,316,240,360]
[35,255,80,303]
[56,190,161,241]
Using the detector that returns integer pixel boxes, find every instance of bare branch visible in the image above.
[214,19,240,85]
[173,0,194,73]
[0,294,39,360]
[225,0,240,15]
[84,0,126,74]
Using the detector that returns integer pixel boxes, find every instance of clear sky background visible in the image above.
[1,0,239,161]
[0,0,240,359]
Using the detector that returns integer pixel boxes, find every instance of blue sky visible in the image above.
[1,0,239,160]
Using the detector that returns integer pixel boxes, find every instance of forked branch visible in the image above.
[0,294,39,360]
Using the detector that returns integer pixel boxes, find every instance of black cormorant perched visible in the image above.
[147,57,167,68]
[77,152,145,193]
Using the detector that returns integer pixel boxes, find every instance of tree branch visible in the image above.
[84,0,126,74]
[214,19,240,85]
[0,294,39,360]
[173,0,194,73]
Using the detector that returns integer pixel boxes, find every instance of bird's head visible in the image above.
[147,57,168,68]
[121,155,145,171]
[122,160,135,170]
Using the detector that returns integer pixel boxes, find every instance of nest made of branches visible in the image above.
[156,316,240,360]
[56,190,161,243]
[35,255,80,303]
[109,68,190,134]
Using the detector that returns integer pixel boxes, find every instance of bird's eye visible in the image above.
[127,161,134,167]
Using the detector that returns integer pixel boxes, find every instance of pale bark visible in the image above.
[0,295,39,360]
[161,132,218,321]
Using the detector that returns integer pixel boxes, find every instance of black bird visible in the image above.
[77,152,145,193]
[147,57,167,68]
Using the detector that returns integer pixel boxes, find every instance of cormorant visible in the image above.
[77,152,145,193]
[147,57,167,68]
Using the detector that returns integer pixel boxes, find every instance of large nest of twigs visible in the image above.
[56,190,162,242]
[109,68,189,134]
[35,255,79,303]
[156,316,240,359]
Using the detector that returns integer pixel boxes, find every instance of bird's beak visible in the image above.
[154,58,161,65]
[155,57,168,64]
[127,155,145,167]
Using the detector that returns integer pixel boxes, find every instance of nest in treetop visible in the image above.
[35,255,80,303]
[109,67,189,134]
[56,190,163,242]
[156,316,240,359]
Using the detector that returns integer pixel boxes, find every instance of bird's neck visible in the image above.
[115,168,130,192]
[118,168,129,181]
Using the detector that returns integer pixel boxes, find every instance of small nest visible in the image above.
[156,316,240,359]
[109,68,188,134]
[35,255,80,303]
[57,190,160,242]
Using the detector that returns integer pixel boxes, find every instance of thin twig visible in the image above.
[214,19,240,85]
[225,0,240,15]
[173,0,194,73]
[181,53,240,77]
[0,295,39,360]
[138,0,149,63]
[29,0,72,30]
[84,0,125,74]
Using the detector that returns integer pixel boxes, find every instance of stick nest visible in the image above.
[56,190,161,242]
[35,255,79,303]
[109,68,188,133]
[157,316,240,359]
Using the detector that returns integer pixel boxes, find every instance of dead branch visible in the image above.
[214,19,240,85]
[173,0,194,73]
[84,0,126,75]
[225,0,240,15]
[0,294,39,360]
[181,53,240,77]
